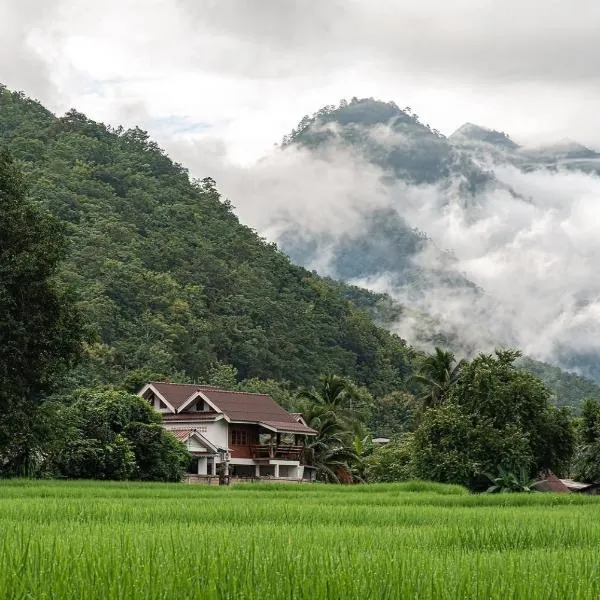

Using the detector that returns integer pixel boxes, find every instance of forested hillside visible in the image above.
[1,86,598,412]
[0,86,413,395]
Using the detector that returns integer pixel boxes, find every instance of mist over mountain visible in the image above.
[215,97,600,382]
[2,84,600,409]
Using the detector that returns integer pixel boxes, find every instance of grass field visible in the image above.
[2,480,600,599]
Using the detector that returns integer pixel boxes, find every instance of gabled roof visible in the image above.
[168,428,220,453]
[260,420,317,434]
[143,382,317,435]
[533,472,571,493]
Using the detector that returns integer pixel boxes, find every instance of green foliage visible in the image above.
[0,150,84,475]
[302,402,361,483]
[411,351,575,489]
[364,435,415,482]
[369,391,416,437]
[451,350,574,476]
[300,374,373,432]
[5,480,600,599]
[48,390,189,481]
[411,347,465,409]
[519,357,600,412]
[573,398,600,482]
[0,87,413,397]
[485,466,538,494]
[205,362,239,389]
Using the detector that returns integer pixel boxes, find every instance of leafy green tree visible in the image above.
[369,391,417,438]
[364,435,415,482]
[411,402,532,488]
[452,350,574,476]
[0,151,83,474]
[48,390,189,481]
[411,351,574,489]
[412,347,464,409]
[573,398,600,482]
[302,403,360,483]
[300,375,372,433]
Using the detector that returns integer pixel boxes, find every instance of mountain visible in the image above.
[272,98,600,391]
[2,86,598,412]
[279,98,484,300]
[450,122,600,172]
[0,85,414,396]
[450,122,519,151]
[285,99,493,191]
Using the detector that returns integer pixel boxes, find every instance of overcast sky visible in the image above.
[3,0,600,164]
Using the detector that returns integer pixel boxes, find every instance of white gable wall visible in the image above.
[165,419,229,452]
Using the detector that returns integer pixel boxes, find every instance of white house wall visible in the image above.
[165,419,229,452]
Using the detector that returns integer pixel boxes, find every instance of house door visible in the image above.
[188,458,199,474]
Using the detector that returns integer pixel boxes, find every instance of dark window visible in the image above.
[195,399,204,412]
[232,429,248,445]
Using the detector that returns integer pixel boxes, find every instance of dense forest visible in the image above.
[0,86,415,397]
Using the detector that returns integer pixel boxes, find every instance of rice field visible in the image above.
[1,480,600,599]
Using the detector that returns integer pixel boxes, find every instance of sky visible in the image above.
[3,0,600,165]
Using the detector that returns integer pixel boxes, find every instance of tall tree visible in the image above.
[300,374,371,432]
[0,151,83,474]
[573,398,600,482]
[412,347,464,409]
[302,403,360,483]
[412,350,575,490]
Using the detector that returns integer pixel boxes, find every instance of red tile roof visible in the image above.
[148,382,316,435]
[170,429,195,442]
[260,420,316,434]
[152,382,202,410]
[533,472,571,493]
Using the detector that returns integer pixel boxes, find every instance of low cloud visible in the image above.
[165,126,600,377]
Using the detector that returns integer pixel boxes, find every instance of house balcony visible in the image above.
[249,444,304,461]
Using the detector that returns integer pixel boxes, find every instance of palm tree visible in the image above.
[302,403,360,483]
[412,347,465,409]
[299,375,365,433]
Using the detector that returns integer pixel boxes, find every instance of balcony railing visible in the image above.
[250,445,304,461]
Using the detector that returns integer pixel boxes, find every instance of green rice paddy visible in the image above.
[1,480,600,599]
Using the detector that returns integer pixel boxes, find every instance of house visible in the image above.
[138,382,317,482]
[560,479,600,495]
[533,472,600,495]
[372,437,390,445]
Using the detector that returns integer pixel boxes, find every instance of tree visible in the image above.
[411,347,464,409]
[412,401,532,489]
[369,391,417,438]
[573,398,600,482]
[364,435,414,482]
[452,350,574,476]
[300,375,371,433]
[411,350,575,490]
[0,151,83,474]
[48,390,189,481]
[302,403,360,483]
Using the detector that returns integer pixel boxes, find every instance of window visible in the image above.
[194,399,205,412]
[231,429,248,445]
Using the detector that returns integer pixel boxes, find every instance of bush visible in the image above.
[48,389,189,481]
